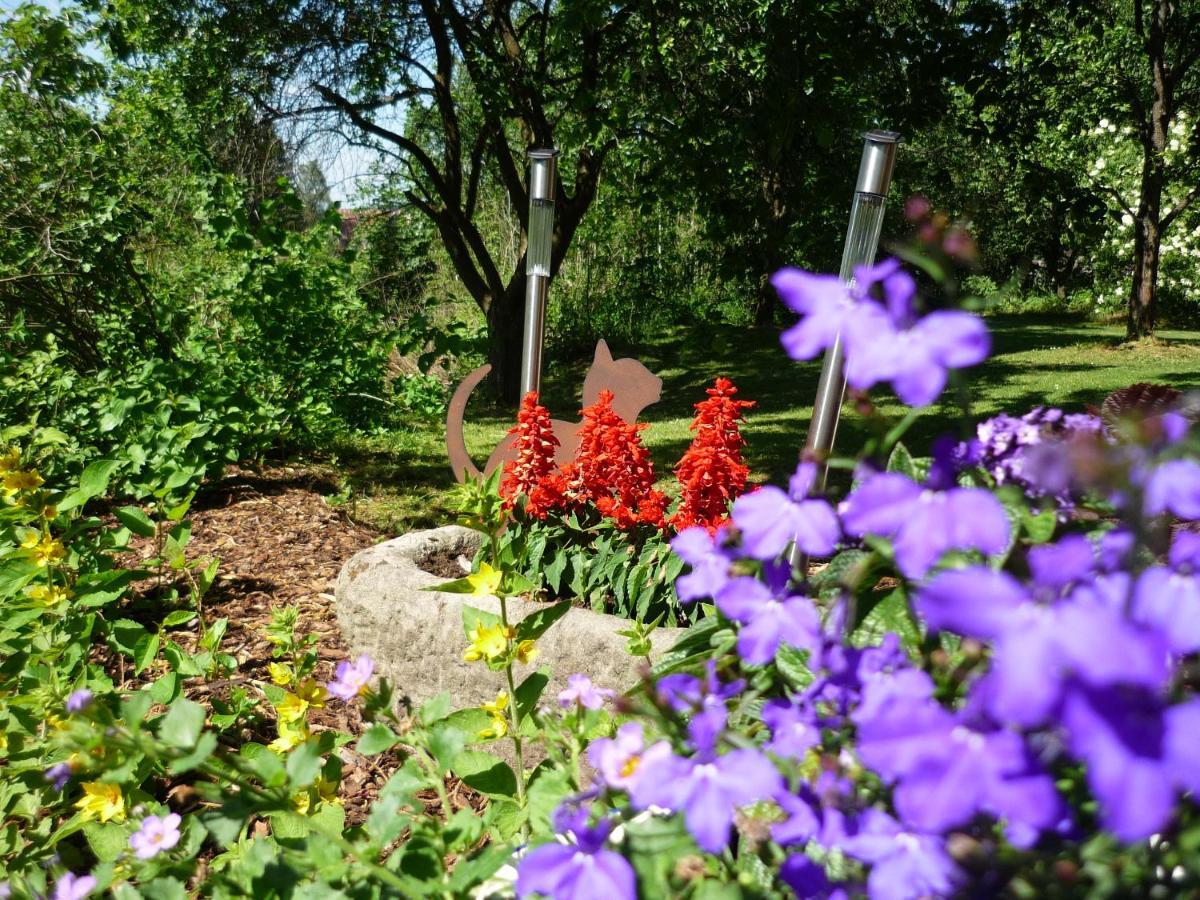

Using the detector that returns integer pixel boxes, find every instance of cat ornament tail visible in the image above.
[446,363,493,482]
[445,340,662,483]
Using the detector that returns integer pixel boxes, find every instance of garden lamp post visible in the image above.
[790,129,900,571]
[520,148,559,398]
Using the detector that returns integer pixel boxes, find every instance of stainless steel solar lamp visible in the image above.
[520,148,559,398]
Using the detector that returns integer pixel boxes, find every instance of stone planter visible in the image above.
[334,526,685,715]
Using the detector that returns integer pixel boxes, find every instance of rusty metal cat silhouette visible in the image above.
[446,339,662,482]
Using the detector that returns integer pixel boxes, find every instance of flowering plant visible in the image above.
[495,254,1200,899]
[487,377,756,623]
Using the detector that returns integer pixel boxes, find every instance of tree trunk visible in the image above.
[1127,0,1172,340]
[1128,198,1162,339]
[487,277,526,404]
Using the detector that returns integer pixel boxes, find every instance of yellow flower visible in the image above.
[30,535,66,567]
[292,790,311,815]
[481,691,509,717]
[315,775,341,805]
[3,469,43,494]
[479,716,508,740]
[0,731,7,756]
[277,692,310,724]
[18,530,39,550]
[467,562,503,597]
[296,678,327,708]
[42,505,58,521]
[515,639,538,665]
[269,720,310,753]
[0,448,20,473]
[76,782,125,823]
[463,622,511,663]
[28,584,71,606]
[267,662,292,686]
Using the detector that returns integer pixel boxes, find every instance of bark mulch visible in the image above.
[114,463,484,827]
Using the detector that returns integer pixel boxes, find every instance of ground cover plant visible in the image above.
[5,246,1200,899]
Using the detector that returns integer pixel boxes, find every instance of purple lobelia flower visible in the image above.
[1061,687,1200,841]
[657,661,746,752]
[779,855,843,899]
[558,674,614,710]
[773,268,862,362]
[1133,535,1200,655]
[839,809,959,900]
[731,462,839,560]
[588,722,672,792]
[841,260,990,406]
[762,696,821,760]
[327,655,374,701]
[670,525,735,603]
[917,566,1171,726]
[66,689,93,714]
[45,762,72,791]
[854,689,1062,842]
[839,472,1010,578]
[129,812,182,859]
[52,873,96,900]
[716,563,822,666]
[1145,458,1200,520]
[516,816,636,900]
[631,742,783,853]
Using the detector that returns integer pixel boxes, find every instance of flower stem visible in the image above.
[498,596,529,839]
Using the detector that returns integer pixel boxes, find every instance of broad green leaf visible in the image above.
[514,670,549,722]
[59,458,121,511]
[168,732,217,774]
[115,506,157,538]
[514,599,571,643]
[159,698,206,748]
[286,738,324,787]
[357,723,400,756]
[453,749,517,797]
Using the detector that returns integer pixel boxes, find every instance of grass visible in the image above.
[325,314,1200,534]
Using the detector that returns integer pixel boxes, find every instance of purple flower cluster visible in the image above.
[774,258,990,406]
[970,407,1105,504]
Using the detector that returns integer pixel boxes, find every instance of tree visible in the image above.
[636,0,974,327]
[101,0,652,402]
[989,0,1200,337]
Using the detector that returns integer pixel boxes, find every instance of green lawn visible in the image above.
[329,315,1200,534]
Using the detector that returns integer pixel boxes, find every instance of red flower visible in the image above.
[501,392,561,515]
[669,377,755,533]
[574,390,661,528]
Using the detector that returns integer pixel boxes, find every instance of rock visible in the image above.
[334,525,685,717]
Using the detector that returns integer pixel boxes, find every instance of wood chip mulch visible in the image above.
[110,463,484,827]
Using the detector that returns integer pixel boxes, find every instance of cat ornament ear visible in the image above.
[594,339,613,364]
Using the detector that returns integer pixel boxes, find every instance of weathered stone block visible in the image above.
[334,526,684,715]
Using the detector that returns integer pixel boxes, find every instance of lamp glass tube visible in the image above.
[526,198,554,277]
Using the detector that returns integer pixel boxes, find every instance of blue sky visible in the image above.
[2,0,385,203]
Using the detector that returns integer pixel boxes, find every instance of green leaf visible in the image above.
[115,506,157,538]
[453,749,517,797]
[426,723,465,772]
[514,599,571,643]
[133,632,160,675]
[885,441,918,480]
[83,820,129,863]
[162,609,197,628]
[0,557,39,598]
[775,644,814,689]
[286,738,324,787]
[357,723,400,756]
[514,670,549,722]
[158,698,206,748]
[149,672,179,705]
[418,692,453,725]
[109,619,148,655]
[168,732,217,774]
[59,458,121,511]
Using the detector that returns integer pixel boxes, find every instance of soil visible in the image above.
[421,547,473,580]
[111,464,484,827]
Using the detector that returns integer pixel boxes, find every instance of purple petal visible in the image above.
[1145,459,1200,520]
[915,310,990,368]
[915,567,1026,640]
[771,268,848,315]
[839,473,921,538]
[1134,567,1200,655]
